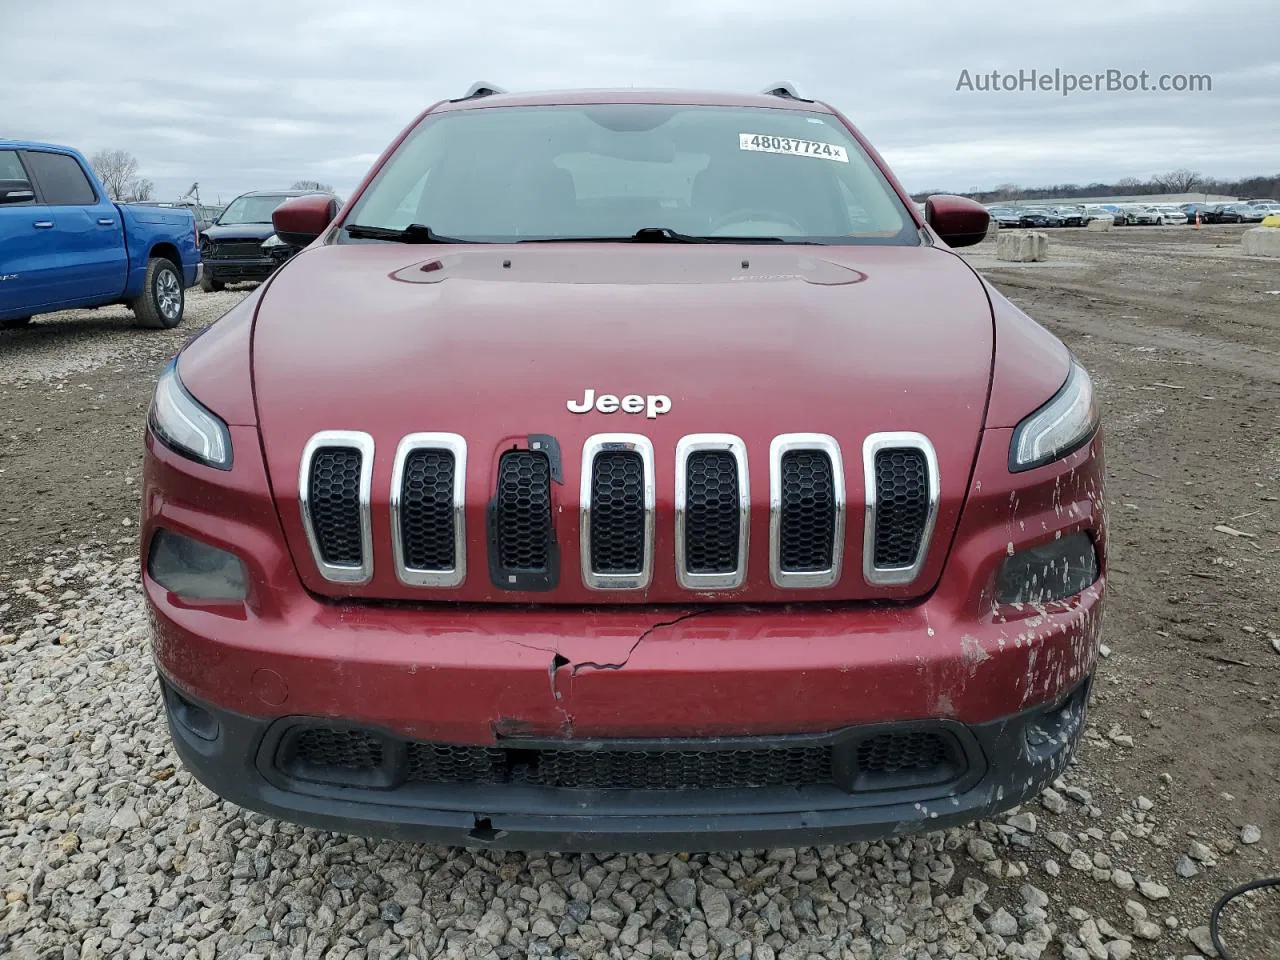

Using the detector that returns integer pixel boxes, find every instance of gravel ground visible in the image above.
[2,234,1279,959]
[0,546,1273,959]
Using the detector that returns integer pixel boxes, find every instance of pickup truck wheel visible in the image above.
[132,258,184,329]
[0,316,32,330]
[199,273,224,293]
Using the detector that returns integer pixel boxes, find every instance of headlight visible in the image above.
[1009,360,1098,471]
[149,359,232,469]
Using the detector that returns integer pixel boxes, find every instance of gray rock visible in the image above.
[987,908,1018,938]
[699,887,732,929]
[666,876,697,910]
[1188,925,1218,957]
[1138,880,1170,900]
[1240,825,1262,845]
[1176,855,1199,878]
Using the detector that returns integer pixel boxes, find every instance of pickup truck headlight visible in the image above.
[149,360,232,469]
[1009,361,1098,471]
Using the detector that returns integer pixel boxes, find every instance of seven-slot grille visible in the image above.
[872,449,929,567]
[581,436,655,589]
[779,451,836,571]
[862,433,939,585]
[298,432,937,590]
[308,449,363,565]
[589,451,646,573]
[494,450,554,573]
[391,434,467,587]
[299,431,374,583]
[685,452,740,572]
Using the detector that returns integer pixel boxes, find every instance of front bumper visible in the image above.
[143,422,1105,850]
[159,672,1090,851]
[205,257,276,282]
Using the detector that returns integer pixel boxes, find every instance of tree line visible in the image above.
[911,169,1280,203]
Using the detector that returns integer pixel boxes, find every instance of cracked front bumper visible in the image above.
[158,672,1089,851]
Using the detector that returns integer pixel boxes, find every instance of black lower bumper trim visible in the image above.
[158,674,1090,852]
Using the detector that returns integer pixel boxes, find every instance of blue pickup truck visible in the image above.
[0,140,201,330]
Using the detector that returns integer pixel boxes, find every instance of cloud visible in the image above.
[1,0,1276,201]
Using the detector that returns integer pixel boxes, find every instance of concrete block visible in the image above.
[996,230,1049,262]
[1086,219,1113,232]
[1243,227,1280,257]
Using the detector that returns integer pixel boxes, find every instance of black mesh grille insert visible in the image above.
[406,742,834,790]
[684,451,741,574]
[307,447,363,566]
[494,450,552,572]
[274,726,964,794]
[778,450,836,572]
[399,449,456,571]
[293,728,383,771]
[873,449,930,569]
[856,731,951,775]
[589,450,646,575]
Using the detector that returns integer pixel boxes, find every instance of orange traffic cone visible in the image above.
[1196,211,1201,229]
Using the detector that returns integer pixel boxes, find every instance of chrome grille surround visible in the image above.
[580,434,656,590]
[768,434,845,589]
[674,434,750,590]
[861,432,940,585]
[389,433,467,587]
[298,430,375,585]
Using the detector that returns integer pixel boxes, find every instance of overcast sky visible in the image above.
[3,0,1277,203]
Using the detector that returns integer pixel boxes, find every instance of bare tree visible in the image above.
[91,149,139,201]
[90,149,158,201]
[290,179,334,193]
[1151,169,1202,193]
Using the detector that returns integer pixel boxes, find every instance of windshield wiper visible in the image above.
[519,227,792,244]
[343,223,473,243]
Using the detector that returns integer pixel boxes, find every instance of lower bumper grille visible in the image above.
[273,725,966,794]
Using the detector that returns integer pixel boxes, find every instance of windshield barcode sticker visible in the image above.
[739,133,848,162]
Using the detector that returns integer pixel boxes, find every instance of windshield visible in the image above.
[217,194,291,225]
[341,104,915,244]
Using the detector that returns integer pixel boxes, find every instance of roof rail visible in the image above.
[459,81,507,100]
[761,82,805,100]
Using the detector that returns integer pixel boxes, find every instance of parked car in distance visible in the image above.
[1052,205,1085,227]
[143,83,1104,851]
[199,189,337,291]
[1018,208,1063,228]
[1082,206,1114,225]
[1179,202,1212,222]
[133,200,224,234]
[1233,203,1267,223]
[986,205,1022,228]
[1124,205,1160,226]
[0,140,200,330]
[1200,203,1243,224]
[1153,205,1188,225]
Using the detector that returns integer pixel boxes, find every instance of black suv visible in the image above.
[199,190,335,291]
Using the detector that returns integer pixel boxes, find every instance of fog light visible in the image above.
[148,529,247,601]
[996,533,1098,605]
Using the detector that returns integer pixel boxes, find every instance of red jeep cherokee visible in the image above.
[142,84,1105,850]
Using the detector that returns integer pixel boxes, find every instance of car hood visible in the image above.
[203,223,276,242]
[252,242,996,603]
